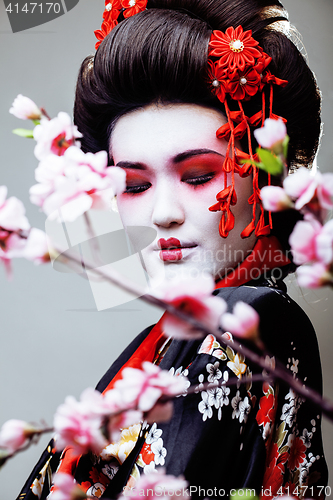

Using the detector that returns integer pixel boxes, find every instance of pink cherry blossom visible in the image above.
[53,388,108,456]
[122,468,189,500]
[0,233,27,277]
[0,419,37,453]
[9,94,41,121]
[19,228,50,264]
[113,361,189,412]
[260,185,293,212]
[107,409,143,443]
[289,218,333,267]
[33,112,83,161]
[51,473,86,500]
[220,301,259,340]
[289,219,322,265]
[296,262,333,289]
[316,219,333,265]
[254,118,287,149]
[155,274,227,340]
[0,186,30,232]
[29,146,126,221]
[283,167,333,211]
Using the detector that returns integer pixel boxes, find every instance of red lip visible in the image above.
[158,238,182,262]
[158,238,181,250]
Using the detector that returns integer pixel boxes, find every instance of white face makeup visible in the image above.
[110,103,257,285]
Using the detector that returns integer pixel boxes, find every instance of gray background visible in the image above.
[0,0,332,496]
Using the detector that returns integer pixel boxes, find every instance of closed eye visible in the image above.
[183,173,215,187]
[124,182,151,194]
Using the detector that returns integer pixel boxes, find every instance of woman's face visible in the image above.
[110,103,256,285]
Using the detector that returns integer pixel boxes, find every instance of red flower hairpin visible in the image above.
[207,25,288,239]
[94,0,148,49]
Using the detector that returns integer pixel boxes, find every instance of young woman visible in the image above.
[19,0,328,498]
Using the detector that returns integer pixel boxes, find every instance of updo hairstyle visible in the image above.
[73,0,321,260]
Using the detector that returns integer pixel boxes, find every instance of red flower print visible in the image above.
[261,443,288,499]
[228,67,261,101]
[141,442,154,465]
[103,0,121,21]
[94,20,118,49]
[256,393,275,427]
[207,60,227,103]
[89,467,109,487]
[199,334,215,354]
[288,436,306,470]
[121,0,147,18]
[209,26,262,72]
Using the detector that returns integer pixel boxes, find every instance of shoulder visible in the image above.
[214,284,314,334]
[215,285,322,389]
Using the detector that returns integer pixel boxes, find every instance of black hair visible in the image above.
[74,0,321,169]
[73,0,321,263]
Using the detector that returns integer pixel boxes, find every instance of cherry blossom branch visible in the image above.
[0,426,53,467]
[57,247,333,422]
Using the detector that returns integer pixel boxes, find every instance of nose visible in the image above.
[151,180,185,228]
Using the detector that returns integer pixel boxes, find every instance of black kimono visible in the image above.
[18,283,328,500]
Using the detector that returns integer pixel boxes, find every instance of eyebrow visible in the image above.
[173,149,224,163]
[115,149,224,169]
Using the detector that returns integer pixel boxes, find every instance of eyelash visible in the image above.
[124,173,215,194]
[124,183,152,194]
[184,173,215,186]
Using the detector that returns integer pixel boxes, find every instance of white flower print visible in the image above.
[198,391,213,421]
[86,483,105,499]
[281,388,302,427]
[290,357,299,375]
[169,366,191,396]
[302,428,313,448]
[102,463,118,480]
[195,373,205,394]
[281,402,298,427]
[207,386,223,409]
[146,423,162,445]
[151,437,167,466]
[220,384,230,406]
[239,396,251,423]
[206,361,222,383]
[144,461,157,474]
[231,391,242,420]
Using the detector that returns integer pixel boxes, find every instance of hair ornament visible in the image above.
[207,25,288,239]
[93,3,289,241]
[94,0,147,49]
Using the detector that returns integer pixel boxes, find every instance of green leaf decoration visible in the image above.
[12,128,34,138]
[283,135,290,160]
[256,148,284,175]
[226,346,235,361]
